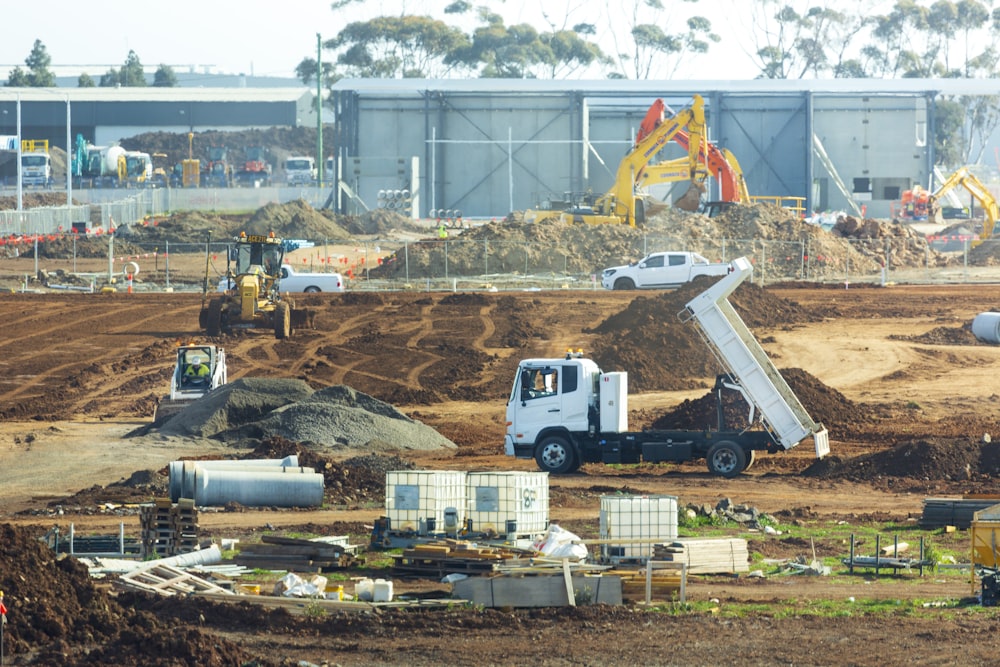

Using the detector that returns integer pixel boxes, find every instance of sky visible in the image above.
[0,0,801,82]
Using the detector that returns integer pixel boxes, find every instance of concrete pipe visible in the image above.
[170,456,300,501]
[973,312,1000,344]
[194,468,325,508]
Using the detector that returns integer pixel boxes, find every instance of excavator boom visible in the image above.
[929,167,999,247]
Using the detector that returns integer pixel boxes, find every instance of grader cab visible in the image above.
[200,231,313,339]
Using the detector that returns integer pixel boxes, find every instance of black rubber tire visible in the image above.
[706,440,747,478]
[205,298,224,337]
[534,436,577,475]
[304,286,321,293]
[274,301,291,339]
[613,277,636,290]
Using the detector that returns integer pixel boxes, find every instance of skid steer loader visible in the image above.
[153,342,227,423]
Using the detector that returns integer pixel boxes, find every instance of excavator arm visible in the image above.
[589,94,706,225]
[929,167,999,247]
[638,137,750,205]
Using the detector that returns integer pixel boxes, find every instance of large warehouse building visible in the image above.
[2,79,996,219]
[330,78,997,219]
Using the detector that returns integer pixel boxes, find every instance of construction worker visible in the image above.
[437,223,448,239]
[184,357,210,384]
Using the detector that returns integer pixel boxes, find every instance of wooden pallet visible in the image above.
[118,564,234,597]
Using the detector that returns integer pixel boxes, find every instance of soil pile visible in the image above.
[370,202,952,282]
[158,380,456,452]
[249,436,417,505]
[650,367,881,436]
[803,437,1000,484]
[587,280,820,391]
[243,199,351,240]
[0,523,265,666]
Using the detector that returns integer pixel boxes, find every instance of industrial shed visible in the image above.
[330,78,993,219]
[0,87,315,148]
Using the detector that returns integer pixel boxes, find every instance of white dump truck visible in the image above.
[505,256,829,477]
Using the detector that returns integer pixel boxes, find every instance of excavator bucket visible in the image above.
[674,181,706,212]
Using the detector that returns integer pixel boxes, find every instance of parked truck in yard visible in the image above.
[506,256,829,477]
[602,250,731,290]
[276,265,344,293]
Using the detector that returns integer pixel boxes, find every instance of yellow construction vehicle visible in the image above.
[928,166,998,247]
[559,94,708,226]
[153,341,227,423]
[200,231,314,339]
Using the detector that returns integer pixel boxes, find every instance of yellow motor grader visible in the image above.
[199,231,313,339]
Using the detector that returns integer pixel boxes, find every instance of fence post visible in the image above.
[165,240,170,290]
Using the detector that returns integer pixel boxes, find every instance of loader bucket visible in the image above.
[674,181,706,212]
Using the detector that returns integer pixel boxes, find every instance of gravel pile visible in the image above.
[228,385,456,452]
[159,380,456,453]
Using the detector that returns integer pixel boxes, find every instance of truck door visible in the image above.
[661,252,691,286]
[507,364,588,444]
[635,253,667,288]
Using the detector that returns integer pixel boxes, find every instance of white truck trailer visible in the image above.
[505,256,829,477]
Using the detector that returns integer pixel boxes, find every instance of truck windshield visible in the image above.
[21,155,47,167]
[287,159,310,170]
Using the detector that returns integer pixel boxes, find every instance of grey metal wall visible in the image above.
[332,84,932,219]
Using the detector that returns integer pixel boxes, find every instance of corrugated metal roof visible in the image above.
[0,87,310,102]
[331,77,999,96]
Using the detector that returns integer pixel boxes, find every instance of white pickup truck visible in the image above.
[601,251,731,290]
[218,265,344,293]
[278,266,344,293]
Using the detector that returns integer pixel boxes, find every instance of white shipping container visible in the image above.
[385,470,467,532]
[466,471,549,536]
[599,495,678,561]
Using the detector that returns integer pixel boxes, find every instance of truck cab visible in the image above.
[285,156,316,186]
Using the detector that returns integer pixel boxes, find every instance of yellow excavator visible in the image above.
[928,166,998,248]
[560,94,709,226]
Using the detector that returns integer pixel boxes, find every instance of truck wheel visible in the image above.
[304,286,321,293]
[706,441,747,478]
[274,301,291,339]
[535,436,577,475]
[613,277,635,290]
[205,298,224,337]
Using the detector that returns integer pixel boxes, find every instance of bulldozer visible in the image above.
[199,231,314,339]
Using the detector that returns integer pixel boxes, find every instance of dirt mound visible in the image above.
[803,437,1000,483]
[650,367,880,435]
[889,323,982,346]
[119,126,335,175]
[244,199,350,240]
[0,523,264,665]
[588,280,820,391]
[248,436,416,505]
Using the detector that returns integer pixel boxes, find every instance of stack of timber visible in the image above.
[234,535,357,573]
[652,538,749,574]
[391,540,520,576]
[140,498,199,558]
[604,566,685,602]
[921,497,1000,529]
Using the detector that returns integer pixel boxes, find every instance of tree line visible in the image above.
[5,40,178,88]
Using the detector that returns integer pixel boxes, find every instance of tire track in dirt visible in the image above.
[0,300,203,408]
[401,303,446,386]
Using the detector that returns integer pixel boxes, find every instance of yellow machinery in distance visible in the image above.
[559,94,709,226]
[928,166,998,247]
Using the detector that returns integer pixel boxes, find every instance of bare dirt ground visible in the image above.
[3,265,1000,664]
